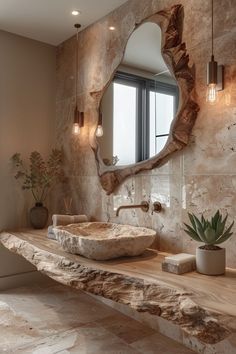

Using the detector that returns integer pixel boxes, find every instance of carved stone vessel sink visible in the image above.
[53,222,156,260]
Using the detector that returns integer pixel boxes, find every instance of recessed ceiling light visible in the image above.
[72,10,80,16]
[109,26,116,31]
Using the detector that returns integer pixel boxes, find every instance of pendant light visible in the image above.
[206,0,224,104]
[96,111,104,137]
[72,23,84,135]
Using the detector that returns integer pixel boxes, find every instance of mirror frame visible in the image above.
[90,4,199,195]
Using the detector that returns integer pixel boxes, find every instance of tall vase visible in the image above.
[30,202,48,229]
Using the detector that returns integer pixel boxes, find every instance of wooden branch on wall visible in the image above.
[91,4,199,195]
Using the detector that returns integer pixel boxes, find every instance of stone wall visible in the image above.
[56,0,236,267]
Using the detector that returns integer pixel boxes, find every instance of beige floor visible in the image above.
[0,280,194,353]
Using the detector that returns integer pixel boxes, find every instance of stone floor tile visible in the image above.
[97,312,156,344]
[0,284,116,332]
[15,324,140,354]
[131,332,195,354]
[0,282,195,354]
[0,283,123,352]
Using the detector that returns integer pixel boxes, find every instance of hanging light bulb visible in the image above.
[96,111,104,137]
[72,23,84,136]
[96,125,104,137]
[206,0,224,104]
[206,82,218,104]
[72,122,80,135]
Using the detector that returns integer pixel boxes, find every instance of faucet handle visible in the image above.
[140,201,149,212]
[152,201,162,214]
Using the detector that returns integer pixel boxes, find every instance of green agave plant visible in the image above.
[184,210,234,246]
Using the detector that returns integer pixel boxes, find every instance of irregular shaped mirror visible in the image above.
[99,22,179,167]
[92,5,199,194]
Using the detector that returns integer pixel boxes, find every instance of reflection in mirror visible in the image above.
[98,22,179,167]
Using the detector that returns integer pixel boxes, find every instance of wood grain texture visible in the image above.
[91,4,200,194]
[1,229,235,345]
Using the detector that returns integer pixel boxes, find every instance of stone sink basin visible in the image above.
[53,222,156,261]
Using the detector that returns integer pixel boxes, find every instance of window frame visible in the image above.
[113,71,179,162]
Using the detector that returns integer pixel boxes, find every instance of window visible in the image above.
[149,91,175,156]
[113,82,137,165]
[112,72,178,164]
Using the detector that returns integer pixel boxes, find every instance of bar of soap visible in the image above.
[162,253,196,275]
[165,253,196,265]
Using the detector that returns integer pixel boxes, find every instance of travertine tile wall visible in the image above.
[56,0,236,267]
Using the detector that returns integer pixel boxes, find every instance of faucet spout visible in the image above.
[116,201,149,217]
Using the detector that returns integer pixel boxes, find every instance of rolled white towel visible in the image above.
[48,225,57,240]
[52,214,88,227]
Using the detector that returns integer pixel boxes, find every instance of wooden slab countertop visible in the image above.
[1,229,236,346]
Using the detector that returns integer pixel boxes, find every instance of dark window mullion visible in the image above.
[156,133,169,138]
[144,80,151,161]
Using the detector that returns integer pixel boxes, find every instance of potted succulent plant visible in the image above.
[184,211,234,275]
[11,149,63,229]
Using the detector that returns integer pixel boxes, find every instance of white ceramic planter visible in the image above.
[196,247,225,275]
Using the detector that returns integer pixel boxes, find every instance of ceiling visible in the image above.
[123,22,169,75]
[0,0,127,45]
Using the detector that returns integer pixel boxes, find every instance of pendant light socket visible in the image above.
[79,111,84,127]
[98,111,103,126]
[207,55,218,85]
[74,108,84,127]
[74,23,81,30]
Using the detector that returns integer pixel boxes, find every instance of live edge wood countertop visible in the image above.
[1,229,236,346]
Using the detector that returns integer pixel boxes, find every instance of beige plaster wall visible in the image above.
[56,0,236,267]
[0,30,56,280]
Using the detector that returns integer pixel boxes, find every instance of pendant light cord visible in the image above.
[211,0,214,58]
[75,27,79,108]
[154,80,157,154]
[74,23,81,109]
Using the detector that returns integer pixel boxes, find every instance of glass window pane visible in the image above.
[156,136,168,154]
[155,93,174,136]
[149,90,174,157]
[113,82,137,165]
[149,91,156,157]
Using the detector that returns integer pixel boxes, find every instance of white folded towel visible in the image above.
[48,225,57,240]
[52,214,88,227]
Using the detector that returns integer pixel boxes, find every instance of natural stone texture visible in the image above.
[0,282,196,353]
[162,261,196,275]
[55,0,236,268]
[53,222,156,260]
[0,230,235,348]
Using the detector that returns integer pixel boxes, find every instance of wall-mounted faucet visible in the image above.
[116,201,149,217]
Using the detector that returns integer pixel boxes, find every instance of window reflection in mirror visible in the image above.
[113,81,137,165]
[99,22,179,167]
